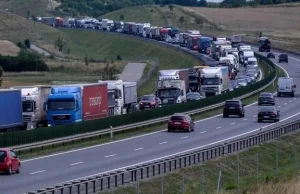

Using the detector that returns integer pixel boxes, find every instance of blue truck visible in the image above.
[0,89,23,132]
[44,83,108,127]
[198,37,212,54]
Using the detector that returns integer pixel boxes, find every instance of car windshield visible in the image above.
[260,107,276,112]
[187,93,200,98]
[170,115,186,121]
[247,61,257,65]
[260,93,272,97]
[0,151,6,162]
[225,101,239,106]
[189,76,197,81]
[142,95,155,101]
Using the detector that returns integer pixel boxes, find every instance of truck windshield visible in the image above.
[158,89,180,98]
[23,102,34,112]
[202,78,221,85]
[189,76,198,81]
[48,99,75,111]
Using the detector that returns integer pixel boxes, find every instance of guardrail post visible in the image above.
[153,165,155,176]
[63,182,72,194]
[158,163,161,175]
[140,168,144,179]
[115,174,118,187]
[179,158,182,168]
[110,126,113,140]
[107,176,111,189]
[93,179,96,193]
[184,156,187,167]
[169,160,172,171]
[146,166,149,178]
[100,178,103,191]
[164,162,166,173]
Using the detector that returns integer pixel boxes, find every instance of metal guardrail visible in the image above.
[12,53,275,153]
[24,110,300,194]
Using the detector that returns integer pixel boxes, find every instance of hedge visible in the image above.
[0,54,276,147]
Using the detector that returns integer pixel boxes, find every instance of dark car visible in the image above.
[258,92,275,105]
[223,99,245,118]
[278,54,288,63]
[139,95,160,110]
[168,113,194,132]
[267,52,275,58]
[0,148,21,175]
[257,106,280,122]
[187,92,204,101]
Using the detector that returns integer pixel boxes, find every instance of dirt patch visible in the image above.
[47,0,61,11]
[0,40,20,56]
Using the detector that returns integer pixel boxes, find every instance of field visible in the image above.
[0,40,20,56]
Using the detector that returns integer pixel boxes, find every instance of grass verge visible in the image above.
[19,60,276,160]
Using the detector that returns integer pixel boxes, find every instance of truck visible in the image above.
[259,37,271,52]
[112,21,124,32]
[230,35,242,48]
[188,68,200,92]
[123,22,135,34]
[0,89,23,133]
[156,79,187,106]
[158,28,169,41]
[44,83,108,127]
[132,23,139,35]
[98,80,138,115]
[211,40,231,61]
[145,27,151,38]
[179,33,189,47]
[198,36,212,54]
[11,85,51,130]
[138,23,151,36]
[187,34,201,50]
[217,59,235,80]
[63,17,75,28]
[200,67,229,97]
[42,17,63,27]
[158,69,189,92]
[102,19,114,31]
[107,89,116,116]
[166,27,179,37]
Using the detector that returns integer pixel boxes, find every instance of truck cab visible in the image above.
[45,87,82,127]
[259,37,271,52]
[156,80,186,106]
[211,40,231,61]
[198,37,212,54]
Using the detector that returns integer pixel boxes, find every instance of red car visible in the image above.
[0,148,21,175]
[139,95,160,110]
[168,113,195,132]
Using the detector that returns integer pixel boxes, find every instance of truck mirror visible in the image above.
[220,79,223,84]
[181,90,184,95]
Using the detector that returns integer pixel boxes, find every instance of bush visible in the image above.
[0,50,49,72]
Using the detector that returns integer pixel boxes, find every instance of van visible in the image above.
[242,51,254,65]
[247,57,258,67]
[277,77,296,97]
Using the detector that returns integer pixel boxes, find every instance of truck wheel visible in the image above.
[291,92,295,97]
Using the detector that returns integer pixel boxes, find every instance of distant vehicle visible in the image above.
[277,77,296,97]
[258,92,275,105]
[278,54,288,63]
[237,78,248,87]
[165,35,174,44]
[223,99,245,118]
[239,75,252,84]
[167,113,194,132]
[0,148,21,175]
[139,95,160,110]
[186,92,204,101]
[247,69,259,79]
[259,37,271,52]
[267,52,275,58]
[257,106,280,122]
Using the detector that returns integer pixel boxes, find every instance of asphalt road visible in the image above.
[0,47,299,194]
[119,62,146,82]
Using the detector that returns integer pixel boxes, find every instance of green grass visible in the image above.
[18,60,275,160]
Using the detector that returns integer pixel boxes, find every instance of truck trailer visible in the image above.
[0,89,23,133]
[45,83,108,127]
[11,85,51,130]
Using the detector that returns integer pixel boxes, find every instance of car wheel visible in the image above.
[242,113,245,117]
[275,119,279,122]
[6,165,12,175]
[291,92,295,97]
[287,60,289,63]
[16,164,21,174]
[223,113,227,118]
[168,128,172,132]
[277,92,281,97]
[258,102,261,105]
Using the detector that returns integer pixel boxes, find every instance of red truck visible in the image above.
[41,17,63,27]
[159,28,169,40]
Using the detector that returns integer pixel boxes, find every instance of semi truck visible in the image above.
[44,83,108,127]
[200,67,229,97]
[188,68,200,92]
[98,80,138,115]
[102,19,114,31]
[123,22,135,34]
[42,17,63,27]
[158,69,189,92]
[158,28,169,41]
[197,36,212,54]
[187,34,201,50]
[138,23,151,36]
[230,35,242,48]
[0,89,23,133]
[11,85,51,130]
[156,79,187,106]
[259,37,271,52]
[211,40,231,61]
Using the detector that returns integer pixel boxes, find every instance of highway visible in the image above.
[0,46,300,193]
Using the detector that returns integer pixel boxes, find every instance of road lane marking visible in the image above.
[30,170,46,175]
[243,119,247,121]
[70,162,83,166]
[290,100,292,102]
[284,103,287,105]
[181,136,188,139]
[200,131,206,133]
[294,98,296,100]
[134,147,144,151]
[216,127,222,129]
[159,141,167,145]
[253,115,257,117]
[105,154,116,158]
[278,106,281,108]
[230,122,236,125]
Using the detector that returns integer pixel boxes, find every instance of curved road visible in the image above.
[0,46,299,193]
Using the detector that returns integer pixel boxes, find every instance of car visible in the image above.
[168,113,194,132]
[139,95,160,110]
[247,69,259,79]
[278,54,288,63]
[257,106,280,122]
[267,52,275,58]
[239,75,252,84]
[237,78,248,87]
[223,99,245,118]
[187,92,204,101]
[258,92,275,105]
[0,148,21,175]
[246,72,257,82]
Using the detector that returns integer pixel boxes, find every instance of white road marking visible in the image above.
[290,100,292,102]
[200,131,206,134]
[243,119,247,121]
[70,162,83,166]
[181,136,188,139]
[284,103,287,105]
[216,127,222,129]
[159,141,168,145]
[105,154,116,158]
[294,98,296,100]
[253,115,257,117]
[134,147,144,151]
[230,122,235,125]
[30,170,46,175]
[278,106,281,108]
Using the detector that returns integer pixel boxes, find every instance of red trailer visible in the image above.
[82,83,108,121]
[159,28,169,40]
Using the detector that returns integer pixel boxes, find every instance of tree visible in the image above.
[24,39,31,49]
[17,42,26,49]
[168,4,174,12]
[198,0,208,7]
[84,53,89,66]
[120,14,124,21]
[55,36,66,52]
[27,10,30,20]
[179,16,185,27]
[195,17,203,24]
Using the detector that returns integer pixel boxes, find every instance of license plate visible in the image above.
[174,122,181,124]
[264,116,270,118]
[229,107,235,109]
[145,105,149,108]
[263,101,267,103]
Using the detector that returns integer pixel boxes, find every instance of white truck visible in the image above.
[138,23,151,37]
[230,35,242,48]
[102,19,114,31]
[242,50,255,66]
[156,79,186,106]
[98,80,138,115]
[200,67,229,97]
[11,85,51,129]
